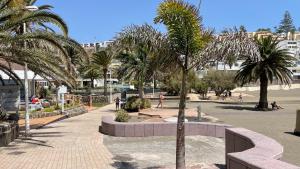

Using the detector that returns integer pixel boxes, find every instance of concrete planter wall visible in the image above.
[101,116,300,168]
[0,122,18,147]
[101,116,231,138]
[226,128,299,169]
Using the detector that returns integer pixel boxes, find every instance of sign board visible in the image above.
[0,86,20,112]
[58,85,67,94]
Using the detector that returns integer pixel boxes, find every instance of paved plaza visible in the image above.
[0,89,299,169]
[152,88,300,166]
[0,105,115,169]
[104,135,225,169]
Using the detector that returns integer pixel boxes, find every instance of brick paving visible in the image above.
[18,115,64,129]
[0,105,115,169]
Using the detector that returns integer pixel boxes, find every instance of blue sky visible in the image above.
[37,0,300,43]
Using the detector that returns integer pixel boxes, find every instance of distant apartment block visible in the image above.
[82,41,114,54]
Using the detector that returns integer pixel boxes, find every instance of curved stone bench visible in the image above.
[101,116,231,138]
[226,128,300,169]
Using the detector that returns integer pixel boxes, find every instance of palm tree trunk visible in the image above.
[103,69,108,96]
[91,78,94,89]
[176,67,187,169]
[138,80,144,99]
[258,73,268,109]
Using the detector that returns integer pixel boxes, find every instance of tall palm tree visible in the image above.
[92,48,113,96]
[155,1,211,168]
[0,0,87,87]
[155,1,261,168]
[235,36,295,109]
[114,24,168,99]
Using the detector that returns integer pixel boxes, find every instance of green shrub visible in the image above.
[204,70,236,96]
[193,80,209,99]
[141,99,151,109]
[115,110,130,122]
[125,96,151,112]
[43,107,55,113]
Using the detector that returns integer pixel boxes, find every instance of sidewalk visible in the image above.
[0,104,116,169]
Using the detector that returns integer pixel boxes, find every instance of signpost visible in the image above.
[295,110,300,135]
[58,85,67,113]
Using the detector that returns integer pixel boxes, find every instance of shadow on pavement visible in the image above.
[284,132,300,138]
[111,155,138,169]
[215,164,226,169]
[216,105,258,111]
[37,126,64,130]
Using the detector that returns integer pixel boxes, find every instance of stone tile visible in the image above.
[134,124,145,137]
[0,104,115,169]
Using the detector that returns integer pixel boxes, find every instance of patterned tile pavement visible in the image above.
[0,104,115,169]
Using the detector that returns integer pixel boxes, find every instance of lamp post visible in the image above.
[152,73,155,98]
[24,5,38,137]
[109,69,112,104]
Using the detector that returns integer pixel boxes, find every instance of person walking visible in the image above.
[239,93,243,103]
[115,97,120,110]
[156,92,164,108]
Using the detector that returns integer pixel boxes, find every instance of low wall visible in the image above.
[0,122,18,147]
[233,84,300,92]
[226,128,300,169]
[64,106,88,117]
[101,116,231,138]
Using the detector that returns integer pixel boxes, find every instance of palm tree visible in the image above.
[78,64,101,89]
[155,1,211,168]
[113,24,168,99]
[92,48,113,96]
[155,1,261,168]
[235,36,295,109]
[0,0,87,87]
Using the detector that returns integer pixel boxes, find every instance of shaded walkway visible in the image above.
[0,105,115,169]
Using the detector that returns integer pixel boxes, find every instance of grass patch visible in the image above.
[92,102,109,108]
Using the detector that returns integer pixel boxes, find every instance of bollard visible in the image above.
[295,110,300,135]
[197,105,202,121]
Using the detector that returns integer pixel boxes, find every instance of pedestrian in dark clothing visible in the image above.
[115,97,120,110]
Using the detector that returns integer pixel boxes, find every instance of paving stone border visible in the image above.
[226,128,300,169]
[101,116,231,138]
[0,121,18,147]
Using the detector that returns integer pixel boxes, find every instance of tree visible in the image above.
[204,70,236,96]
[155,0,212,168]
[239,25,247,33]
[0,0,87,87]
[78,63,101,88]
[276,11,296,34]
[256,28,272,32]
[92,48,113,96]
[235,36,295,109]
[114,24,168,99]
[192,80,209,99]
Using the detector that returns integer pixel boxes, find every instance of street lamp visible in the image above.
[24,5,38,137]
[109,69,112,104]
